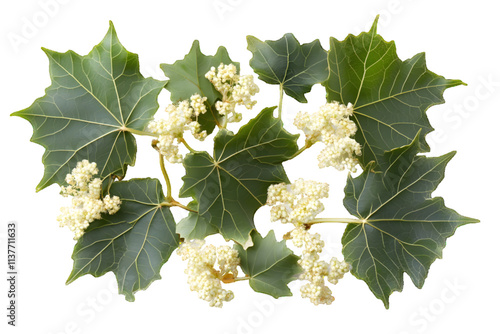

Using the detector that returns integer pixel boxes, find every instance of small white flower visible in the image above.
[205,63,259,124]
[57,160,121,239]
[267,178,329,225]
[177,240,240,308]
[290,225,351,306]
[294,102,362,172]
[148,94,208,163]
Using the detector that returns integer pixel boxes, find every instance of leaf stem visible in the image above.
[278,84,284,119]
[179,137,196,153]
[289,143,311,159]
[233,276,250,282]
[160,200,197,213]
[158,152,173,201]
[122,127,158,137]
[306,218,366,227]
[221,275,250,284]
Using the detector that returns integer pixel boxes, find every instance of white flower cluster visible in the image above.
[205,63,259,123]
[266,178,350,305]
[267,178,329,225]
[177,239,240,307]
[292,226,351,305]
[57,160,121,240]
[294,102,362,172]
[148,94,208,163]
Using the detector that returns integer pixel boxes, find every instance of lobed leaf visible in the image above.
[176,201,218,240]
[180,107,298,246]
[235,230,301,298]
[67,178,179,302]
[161,41,239,134]
[323,16,465,169]
[247,33,328,102]
[12,22,165,191]
[342,133,478,308]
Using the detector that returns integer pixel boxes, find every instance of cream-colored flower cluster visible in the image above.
[148,94,208,163]
[205,63,259,123]
[177,239,240,307]
[294,102,362,172]
[57,160,121,240]
[267,179,350,305]
[291,226,351,305]
[267,178,329,225]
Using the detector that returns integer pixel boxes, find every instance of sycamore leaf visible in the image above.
[67,178,179,302]
[323,16,465,169]
[342,133,478,308]
[247,34,328,102]
[176,201,218,240]
[235,230,301,298]
[160,41,239,134]
[12,22,165,191]
[180,107,298,246]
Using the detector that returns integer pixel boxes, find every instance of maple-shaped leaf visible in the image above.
[160,41,239,134]
[180,107,298,246]
[323,16,465,169]
[67,178,179,302]
[235,230,301,298]
[247,33,328,102]
[176,201,218,240]
[342,133,478,308]
[12,22,165,191]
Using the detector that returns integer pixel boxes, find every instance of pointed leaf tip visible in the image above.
[370,15,380,33]
[15,23,165,191]
[247,33,328,102]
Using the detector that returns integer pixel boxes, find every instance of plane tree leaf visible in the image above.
[341,133,479,308]
[180,107,298,246]
[161,41,239,134]
[176,200,218,240]
[235,230,301,298]
[67,178,179,302]
[247,33,328,102]
[323,16,465,169]
[12,22,166,191]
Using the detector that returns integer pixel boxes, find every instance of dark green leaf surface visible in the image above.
[235,230,301,298]
[323,16,464,168]
[342,134,478,308]
[161,41,239,134]
[180,107,298,246]
[12,22,165,191]
[247,34,328,102]
[176,201,218,240]
[67,178,179,302]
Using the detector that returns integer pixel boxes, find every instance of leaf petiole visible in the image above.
[179,137,196,153]
[278,83,284,119]
[289,142,312,159]
[305,218,366,227]
[121,127,158,137]
[158,152,173,201]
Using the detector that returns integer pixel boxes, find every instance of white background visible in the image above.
[1,0,498,333]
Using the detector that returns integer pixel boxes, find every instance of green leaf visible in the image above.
[176,201,218,240]
[180,107,298,246]
[67,178,179,302]
[12,22,166,191]
[247,33,328,103]
[342,133,479,308]
[323,16,465,169]
[235,230,301,298]
[160,41,239,134]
